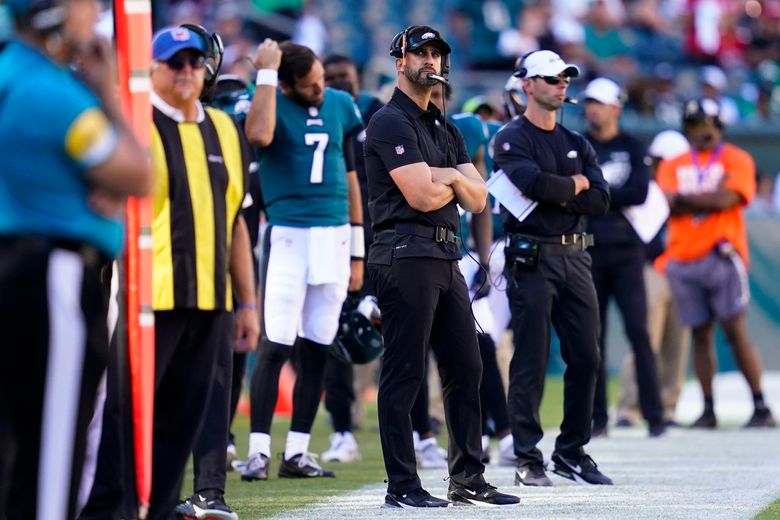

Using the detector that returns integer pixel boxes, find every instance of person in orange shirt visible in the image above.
[656,98,775,429]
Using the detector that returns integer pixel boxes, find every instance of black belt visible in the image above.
[508,232,594,254]
[394,223,460,245]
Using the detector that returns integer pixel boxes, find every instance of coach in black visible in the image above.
[364,25,518,508]
[493,50,612,487]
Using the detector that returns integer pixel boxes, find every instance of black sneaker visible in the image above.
[514,462,553,487]
[175,499,197,520]
[190,490,238,520]
[690,411,717,429]
[383,487,450,509]
[551,452,613,485]
[278,452,335,478]
[648,423,667,438]
[240,452,269,481]
[744,407,777,428]
[447,480,520,506]
[615,417,634,428]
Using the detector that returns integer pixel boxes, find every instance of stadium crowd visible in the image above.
[1,0,779,519]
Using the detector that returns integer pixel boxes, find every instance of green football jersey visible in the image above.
[485,120,506,239]
[260,87,362,227]
[450,112,488,252]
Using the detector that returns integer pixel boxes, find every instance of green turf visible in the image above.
[210,375,613,518]
[757,498,780,520]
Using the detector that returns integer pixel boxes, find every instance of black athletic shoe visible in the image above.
[551,452,613,485]
[240,452,269,481]
[744,407,777,428]
[648,423,667,438]
[174,499,197,520]
[190,490,238,520]
[383,487,450,509]
[514,462,553,487]
[615,417,634,428]
[278,452,335,478]
[447,480,520,506]
[690,411,717,429]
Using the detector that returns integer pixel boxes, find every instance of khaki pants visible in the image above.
[616,265,690,423]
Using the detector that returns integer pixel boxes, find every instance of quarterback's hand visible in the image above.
[253,38,282,71]
[349,259,364,292]
[233,306,259,353]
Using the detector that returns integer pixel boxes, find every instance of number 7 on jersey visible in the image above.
[305,133,329,183]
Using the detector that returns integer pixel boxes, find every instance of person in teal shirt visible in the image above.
[0,1,149,517]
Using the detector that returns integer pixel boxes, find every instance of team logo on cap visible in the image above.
[421,32,436,40]
[172,28,191,41]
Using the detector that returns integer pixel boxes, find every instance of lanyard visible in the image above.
[690,142,724,188]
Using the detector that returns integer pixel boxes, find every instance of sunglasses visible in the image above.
[165,54,206,71]
[535,76,570,86]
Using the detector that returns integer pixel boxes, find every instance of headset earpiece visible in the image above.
[179,23,223,85]
[515,51,535,79]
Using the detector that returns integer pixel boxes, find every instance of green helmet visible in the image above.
[329,296,383,365]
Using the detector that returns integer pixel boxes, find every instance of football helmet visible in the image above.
[330,295,383,365]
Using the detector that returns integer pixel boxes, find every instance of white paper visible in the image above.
[487,169,537,222]
[622,180,670,243]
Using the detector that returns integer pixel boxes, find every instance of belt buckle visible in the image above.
[435,226,446,243]
[561,234,574,245]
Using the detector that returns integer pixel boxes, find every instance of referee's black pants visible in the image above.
[148,309,227,520]
[590,244,663,430]
[505,251,600,465]
[369,258,485,495]
[0,238,109,520]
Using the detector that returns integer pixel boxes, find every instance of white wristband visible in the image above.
[255,69,278,87]
[350,225,365,259]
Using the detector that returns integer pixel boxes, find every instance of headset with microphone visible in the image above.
[179,23,224,99]
[390,25,451,84]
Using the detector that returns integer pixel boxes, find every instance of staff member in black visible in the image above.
[364,25,519,508]
[493,50,612,487]
[581,77,665,439]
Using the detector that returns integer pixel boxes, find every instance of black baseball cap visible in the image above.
[390,25,451,58]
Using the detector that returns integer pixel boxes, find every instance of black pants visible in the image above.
[0,239,109,519]
[478,333,510,435]
[369,258,484,495]
[192,314,234,495]
[590,244,663,429]
[505,251,600,465]
[324,356,355,433]
[148,310,227,520]
[228,351,248,446]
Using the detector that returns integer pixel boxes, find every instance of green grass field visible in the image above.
[211,375,609,518]
[757,499,780,520]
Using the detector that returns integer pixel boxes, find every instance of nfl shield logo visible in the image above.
[502,142,510,151]
[395,145,405,155]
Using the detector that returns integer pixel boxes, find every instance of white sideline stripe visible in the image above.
[38,250,86,520]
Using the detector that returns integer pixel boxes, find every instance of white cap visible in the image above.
[583,77,623,106]
[516,50,580,79]
[701,65,728,92]
[648,130,690,160]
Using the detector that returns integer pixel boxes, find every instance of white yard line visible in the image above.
[271,373,780,520]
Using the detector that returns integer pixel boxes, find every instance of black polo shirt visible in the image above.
[364,87,470,265]
[493,116,610,237]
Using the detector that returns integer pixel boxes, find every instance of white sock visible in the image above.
[418,436,437,449]
[249,432,271,458]
[498,433,514,453]
[481,435,490,452]
[285,430,310,460]
[412,430,421,450]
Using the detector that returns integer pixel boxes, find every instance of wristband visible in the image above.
[238,302,256,311]
[350,224,365,259]
[255,69,278,87]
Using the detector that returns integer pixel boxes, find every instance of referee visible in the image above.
[364,24,518,508]
[492,50,612,487]
[0,1,150,517]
